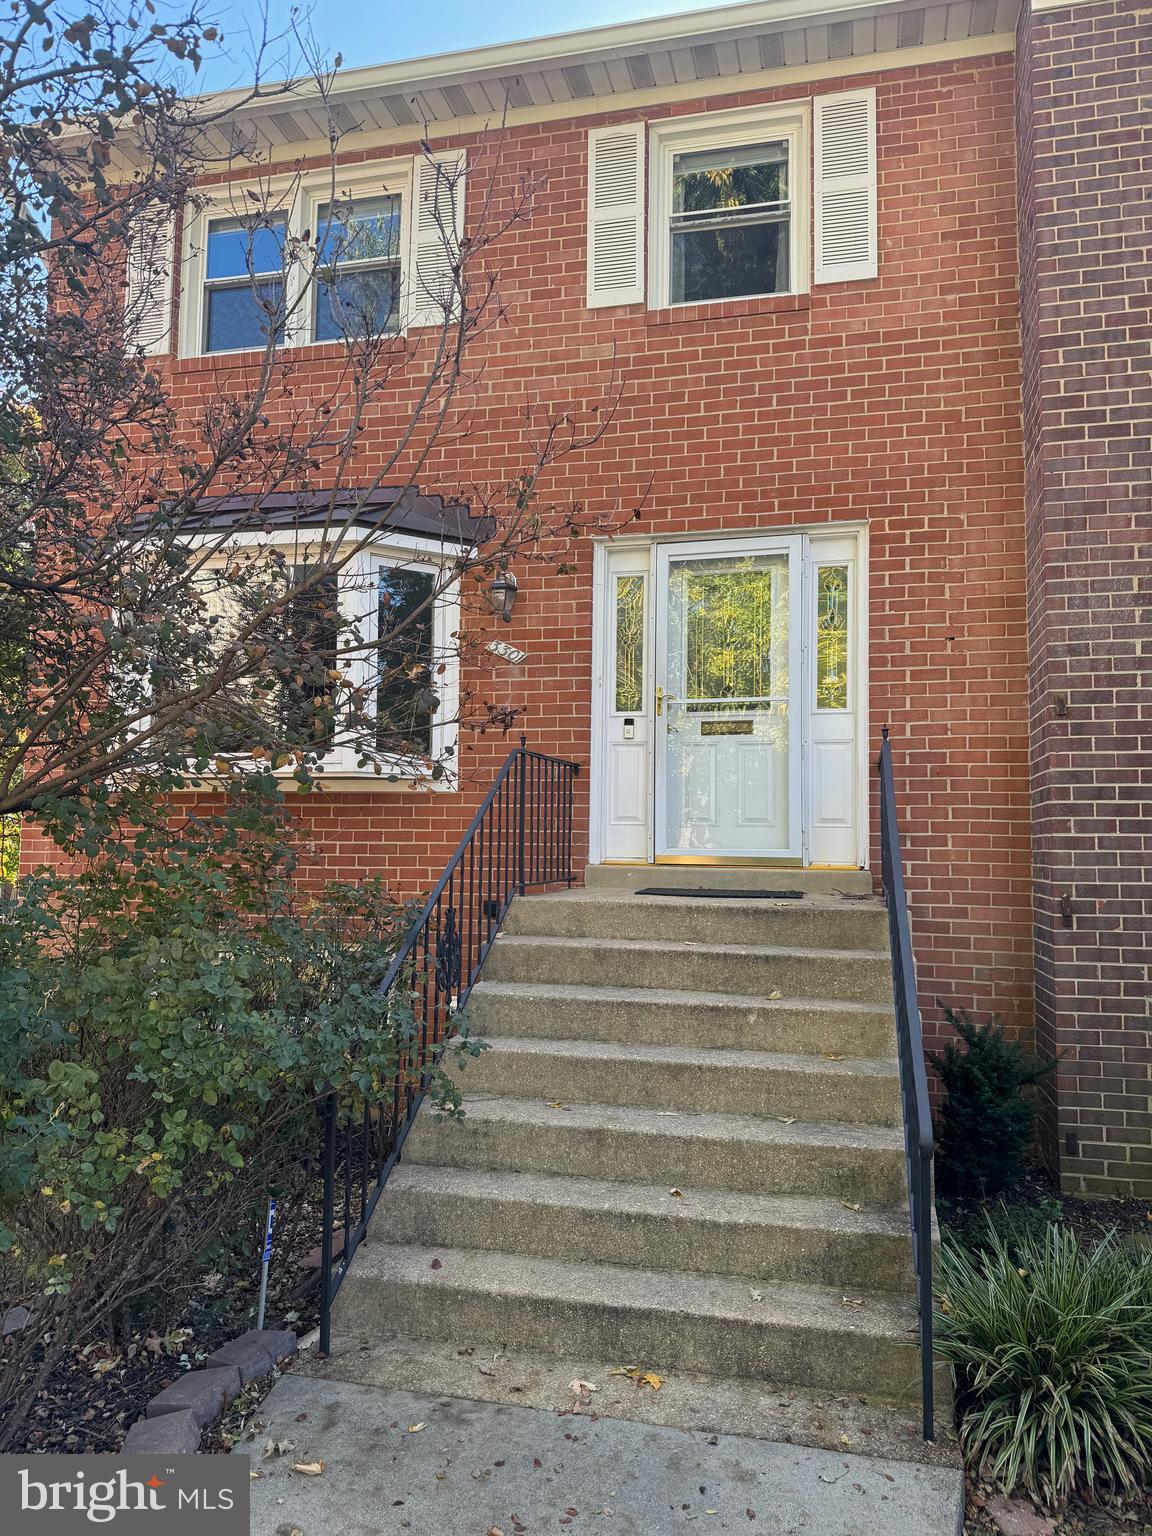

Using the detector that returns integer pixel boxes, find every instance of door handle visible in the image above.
[655,687,676,716]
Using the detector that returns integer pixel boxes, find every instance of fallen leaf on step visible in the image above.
[545,1101,569,1110]
[767,990,782,1000]
[290,1461,324,1476]
[486,1528,505,1536]
[824,1053,845,1061]
[841,1297,866,1308]
[669,1187,685,1199]
[569,1379,599,1405]
[840,1200,862,1212]
[262,1438,295,1459]
[749,1288,764,1302]
[777,1116,796,1126]
[407,1422,427,1433]
[611,1365,663,1390]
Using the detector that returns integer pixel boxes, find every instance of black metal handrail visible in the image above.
[877,727,935,1441]
[317,737,580,1352]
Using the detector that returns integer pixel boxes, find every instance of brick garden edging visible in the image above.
[121,1328,297,1454]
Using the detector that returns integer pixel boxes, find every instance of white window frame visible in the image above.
[648,101,810,311]
[179,157,413,360]
[176,525,461,789]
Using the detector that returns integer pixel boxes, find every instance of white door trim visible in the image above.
[590,525,868,869]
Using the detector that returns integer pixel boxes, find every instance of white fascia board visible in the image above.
[197,0,978,118]
[187,34,1015,167]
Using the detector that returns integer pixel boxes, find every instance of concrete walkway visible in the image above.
[236,1374,964,1536]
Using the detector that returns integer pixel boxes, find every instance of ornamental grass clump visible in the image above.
[936,1221,1152,1506]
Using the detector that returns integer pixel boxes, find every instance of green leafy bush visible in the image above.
[936,1222,1152,1505]
[930,1007,1054,1198]
[0,797,481,1443]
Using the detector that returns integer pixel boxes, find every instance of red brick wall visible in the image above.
[1016,0,1152,1194]
[21,51,1035,1062]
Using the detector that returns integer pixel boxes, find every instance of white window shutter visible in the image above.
[587,123,645,308]
[814,88,877,284]
[407,150,467,330]
[124,202,175,354]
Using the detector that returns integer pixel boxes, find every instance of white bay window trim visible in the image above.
[178,526,461,788]
[647,101,810,311]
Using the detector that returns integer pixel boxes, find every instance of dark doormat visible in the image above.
[635,887,803,900]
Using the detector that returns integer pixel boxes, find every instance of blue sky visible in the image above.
[197,0,737,89]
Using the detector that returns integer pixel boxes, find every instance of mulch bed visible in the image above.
[4,1215,321,1455]
[964,1488,1152,1535]
[939,1163,1152,1253]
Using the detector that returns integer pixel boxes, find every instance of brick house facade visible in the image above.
[22,0,1149,1192]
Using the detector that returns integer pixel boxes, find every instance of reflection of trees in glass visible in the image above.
[673,152,786,215]
[675,563,787,701]
[816,565,849,710]
[317,196,402,341]
[664,554,791,853]
[671,143,789,302]
[189,564,341,756]
[614,575,644,712]
[376,566,436,754]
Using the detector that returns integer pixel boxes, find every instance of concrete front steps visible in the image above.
[335,868,943,1436]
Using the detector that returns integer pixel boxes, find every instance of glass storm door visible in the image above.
[654,538,802,860]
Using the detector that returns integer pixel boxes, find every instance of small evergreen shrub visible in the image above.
[937,1223,1152,1505]
[930,1006,1053,1198]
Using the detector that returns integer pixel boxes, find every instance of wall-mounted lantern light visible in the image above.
[487,569,518,623]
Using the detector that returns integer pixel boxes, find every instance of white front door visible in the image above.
[593,529,864,868]
[654,537,802,861]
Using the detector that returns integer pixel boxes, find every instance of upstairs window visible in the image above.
[180,151,466,357]
[592,94,876,311]
[203,214,287,353]
[669,141,790,304]
[649,105,808,309]
[315,195,403,342]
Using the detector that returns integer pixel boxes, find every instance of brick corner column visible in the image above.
[1015,0,1152,1196]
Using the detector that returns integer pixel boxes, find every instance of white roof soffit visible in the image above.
[196,0,1021,159]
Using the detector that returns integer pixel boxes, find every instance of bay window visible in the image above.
[175,531,459,785]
